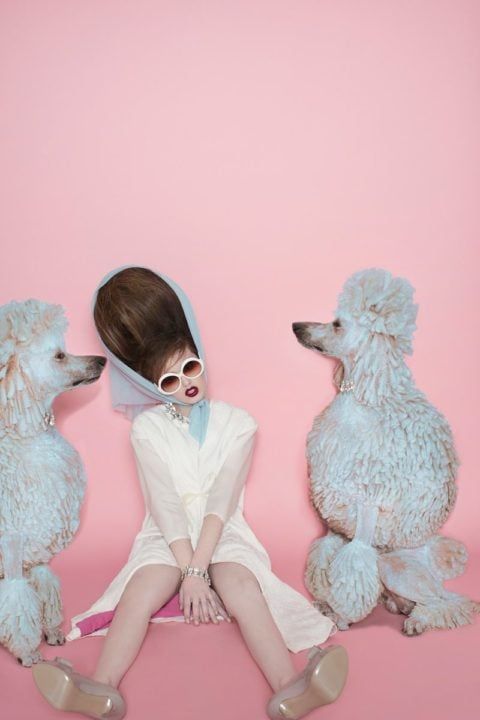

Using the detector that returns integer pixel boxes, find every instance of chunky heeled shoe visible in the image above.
[32,657,126,719]
[266,644,348,719]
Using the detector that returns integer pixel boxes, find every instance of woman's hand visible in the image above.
[209,588,231,624]
[179,575,231,625]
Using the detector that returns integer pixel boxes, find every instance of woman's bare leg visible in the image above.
[92,564,181,688]
[209,562,297,691]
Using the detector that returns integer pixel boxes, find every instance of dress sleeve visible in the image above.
[130,432,191,545]
[204,413,258,525]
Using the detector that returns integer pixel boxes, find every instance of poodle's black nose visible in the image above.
[95,356,107,367]
[292,322,307,335]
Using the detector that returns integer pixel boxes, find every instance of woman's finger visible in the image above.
[200,597,211,623]
[206,596,219,624]
[216,604,231,622]
[210,590,231,621]
[183,594,192,623]
[192,597,201,625]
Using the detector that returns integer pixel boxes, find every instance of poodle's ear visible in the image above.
[333,361,344,389]
[0,299,68,435]
[0,350,45,435]
[336,268,418,354]
[0,338,16,407]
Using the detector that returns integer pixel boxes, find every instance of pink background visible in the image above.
[1,1,479,719]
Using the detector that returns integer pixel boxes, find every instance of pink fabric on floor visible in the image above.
[75,593,183,637]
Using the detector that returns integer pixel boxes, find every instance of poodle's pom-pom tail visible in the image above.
[327,539,381,623]
[29,565,63,629]
[305,532,347,600]
[336,267,418,354]
[0,577,42,660]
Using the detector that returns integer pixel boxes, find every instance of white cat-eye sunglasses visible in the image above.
[157,357,205,395]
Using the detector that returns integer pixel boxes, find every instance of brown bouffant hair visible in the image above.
[93,267,199,384]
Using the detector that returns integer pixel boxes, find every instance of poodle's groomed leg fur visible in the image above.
[0,533,42,666]
[425,536,468,580]
[402,594,480,636]
[28,565,65,645]
[327,504,382,625]
[378,545,480,636]
[305,530,350,629]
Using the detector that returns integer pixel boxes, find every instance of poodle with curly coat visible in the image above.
[0,299,105,665]
[293,268,478,635]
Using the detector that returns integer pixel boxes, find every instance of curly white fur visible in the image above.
[0,299,105,664]
[294,268,479,635]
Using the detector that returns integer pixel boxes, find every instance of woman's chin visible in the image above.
[189,392,206,404]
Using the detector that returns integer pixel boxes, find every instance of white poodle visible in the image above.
[293,268,479,635]
[0,299,105,665]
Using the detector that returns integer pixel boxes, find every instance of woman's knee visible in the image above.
[120,564,180,611]
[210,563,262,606]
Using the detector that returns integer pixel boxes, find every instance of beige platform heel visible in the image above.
[32,657,126,719]
[266,644,348,719]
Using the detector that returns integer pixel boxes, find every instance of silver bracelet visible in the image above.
[181,565,211,586]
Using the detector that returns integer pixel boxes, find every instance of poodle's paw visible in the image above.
[313,600,350,630]
[402,617,427,637]
[313,599,331,613]
[17,649,42,667]
[382,594,401,615]
[44,627,66,645]
[381,591,415,616]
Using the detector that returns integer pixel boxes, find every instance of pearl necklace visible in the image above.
[337,377,377,408]
[339,379,355,393]
[163,402,190,425]
[43,410,56,428]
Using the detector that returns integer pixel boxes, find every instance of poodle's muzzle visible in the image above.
[292,322,329,354]
[70,355,106,387]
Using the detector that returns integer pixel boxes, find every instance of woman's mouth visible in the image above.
[185,386,198,398]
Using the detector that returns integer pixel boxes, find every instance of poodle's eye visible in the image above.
[55,351,66,361]
[332,320,342,330]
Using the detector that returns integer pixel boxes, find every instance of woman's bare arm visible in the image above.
[169,538,194,569]
[190,514,224,569]
[192,416,257,569]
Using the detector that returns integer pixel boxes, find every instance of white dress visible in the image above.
[67,399,335,652]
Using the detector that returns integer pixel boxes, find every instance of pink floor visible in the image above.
[3,552,479,720]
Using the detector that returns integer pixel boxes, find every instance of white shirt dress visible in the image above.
[66,399,335,652]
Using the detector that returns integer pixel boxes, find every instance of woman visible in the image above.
[32,265,348,719]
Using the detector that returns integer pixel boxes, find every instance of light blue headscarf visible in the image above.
[92,264,210,446]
